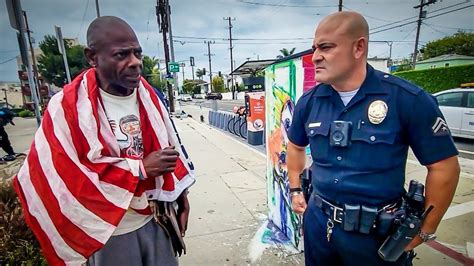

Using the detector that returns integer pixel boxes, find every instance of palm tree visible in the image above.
[196,68,205,80]
[277,47,296,59]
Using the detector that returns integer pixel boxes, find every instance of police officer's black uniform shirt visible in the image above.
[288,64,458,206]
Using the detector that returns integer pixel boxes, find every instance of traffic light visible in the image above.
[218,71,222,77]
[202,68,206,75]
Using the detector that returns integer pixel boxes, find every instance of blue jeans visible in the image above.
[303,196,413,266]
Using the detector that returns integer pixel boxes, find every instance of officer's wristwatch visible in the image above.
[418,231,437,242]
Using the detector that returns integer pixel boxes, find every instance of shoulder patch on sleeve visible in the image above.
[381,74,423,95]
[432,117,450,136]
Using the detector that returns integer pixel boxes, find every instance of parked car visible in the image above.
[179,94,192,102]
[205,92,223,100]
[433,88,474,139]
[193,93,205,99]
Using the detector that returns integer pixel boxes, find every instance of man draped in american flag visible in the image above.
[13,16,195,266]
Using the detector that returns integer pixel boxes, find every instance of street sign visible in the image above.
[6,0,21,31]
[180,63,185,67]
[168,62,180,73]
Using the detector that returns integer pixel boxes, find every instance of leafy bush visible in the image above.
[393,64,474,94]
[0,179,46,265]
[18,110,34,118]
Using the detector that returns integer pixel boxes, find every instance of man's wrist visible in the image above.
[289,187,302,193]
[138,160,148,180]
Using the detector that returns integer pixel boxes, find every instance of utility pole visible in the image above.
[23,10,42,104]
[181,64,185,85]
[166,1,179,99]
[95,0,100,17]
[205,40,215,93]
[224,17,236,99]
[156,0,175,112]
[190,56,195,80]
[54,26,71,83]
[413,0,437,69]
[6,0,41,126]
[338,0,343,11]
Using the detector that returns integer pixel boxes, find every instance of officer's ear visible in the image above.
[353,37,368,60]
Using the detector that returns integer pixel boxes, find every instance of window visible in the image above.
[436,92,463,107]
[467,93,474,108]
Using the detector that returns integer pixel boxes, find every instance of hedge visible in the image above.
[393,64,474,94]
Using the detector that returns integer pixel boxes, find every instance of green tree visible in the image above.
[277,47,296,59]
[195,68,205,79]
[421,31,474,60]
[212,76,226,93]
[141,55,166,91]
[37,35,88,87]
[182,79,206,94]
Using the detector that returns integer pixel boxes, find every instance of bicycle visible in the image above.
[231,106,247,139]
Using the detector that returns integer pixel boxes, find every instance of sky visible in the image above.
[0,0,473,84]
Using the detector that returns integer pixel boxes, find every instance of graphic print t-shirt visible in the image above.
[99,88,152,236]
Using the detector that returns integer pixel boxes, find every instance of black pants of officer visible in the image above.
[0,126,15,156]
[303,195,413,266]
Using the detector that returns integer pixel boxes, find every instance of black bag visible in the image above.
[150,201,186,256]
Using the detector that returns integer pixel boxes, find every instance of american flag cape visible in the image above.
[13,68,195,265]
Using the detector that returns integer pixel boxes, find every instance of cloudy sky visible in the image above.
[1,0,473,83]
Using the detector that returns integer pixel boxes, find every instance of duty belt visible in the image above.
[313,194,398,224]
[314,194,345,223]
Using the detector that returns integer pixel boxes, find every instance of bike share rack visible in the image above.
[208,110,248,139]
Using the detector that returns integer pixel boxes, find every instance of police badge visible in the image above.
[368,100,388,125]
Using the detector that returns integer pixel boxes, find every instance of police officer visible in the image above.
[287,11,460,265]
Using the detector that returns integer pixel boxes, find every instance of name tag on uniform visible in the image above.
[308,122,321,128]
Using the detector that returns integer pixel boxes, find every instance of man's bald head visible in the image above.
[317,11,369,42]
[86,16,138,50]
[311,11,370,88]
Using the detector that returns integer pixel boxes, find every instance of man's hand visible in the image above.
[142,146,179,178]
[176,190,190,237]
[291,193,307,215]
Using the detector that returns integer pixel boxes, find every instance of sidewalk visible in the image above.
[180,103,473,265]
[173,114,303,265]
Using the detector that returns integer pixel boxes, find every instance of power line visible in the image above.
[425,4,474,20]
[343,5,396,22]
[370,20,417,35]
[423,22,451,36]
[234,0,337,8]
[370,1,471,32]
[76,0,90,39]
[423,22,474,31]
[0,57,17,65]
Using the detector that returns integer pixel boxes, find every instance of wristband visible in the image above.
[289,187,303,193]
[290,191,304,197]
[138,160,148,180]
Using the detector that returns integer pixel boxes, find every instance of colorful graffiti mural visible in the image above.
[255,53,316,251]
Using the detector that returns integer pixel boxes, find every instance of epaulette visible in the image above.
[300,83,324,99]
[378,72,422,95]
